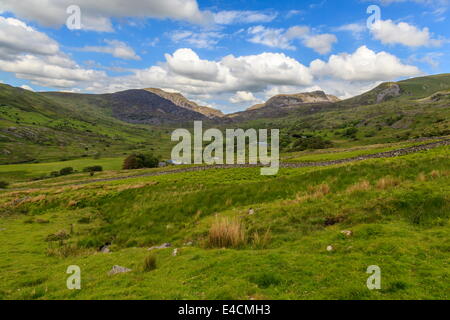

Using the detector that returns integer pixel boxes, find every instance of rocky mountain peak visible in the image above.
[145,88,224,119]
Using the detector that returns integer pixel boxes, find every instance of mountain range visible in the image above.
[0,73,449,164]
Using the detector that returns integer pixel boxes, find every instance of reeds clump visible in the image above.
[346,180,371,193]
[143,254,157,272]
[430,170,441,179]
[208,217,246,248]
[308,183,331,199]
[417,172,427,182]
[252,229,272,249]
[376,176,401,190]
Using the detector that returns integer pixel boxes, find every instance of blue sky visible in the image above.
[0,0,448,113]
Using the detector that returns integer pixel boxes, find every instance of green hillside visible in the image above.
[2,74,450,165]
[0,74,449,300]
[398,73,450,98]
[0,143,448,299]
[0,85,173,164]
[233,75,450,152]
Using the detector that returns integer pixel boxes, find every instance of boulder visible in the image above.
[108,265,131,275]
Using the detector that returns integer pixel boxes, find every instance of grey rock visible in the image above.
[100,245,111,253]
[108,265,132,275]
[148,243,172,251]
[376,84,401,104]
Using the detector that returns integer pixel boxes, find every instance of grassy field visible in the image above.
[0,144,448,300]
[283,140,439,163]
[0,157,124,182]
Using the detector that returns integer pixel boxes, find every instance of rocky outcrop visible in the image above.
[145,88,224,119]
[376,84,401,104]
[248,91,340,111]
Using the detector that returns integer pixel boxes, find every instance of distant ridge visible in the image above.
[247,91,340,111]
[145,88,224,119]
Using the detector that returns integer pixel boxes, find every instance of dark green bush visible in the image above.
[289,137,333,152]
[59,167,74,176]
[123,153,160,170]
[0,181,9,189]
[83,166,103,173]
[342,127,358,138]
[50,171,60,178]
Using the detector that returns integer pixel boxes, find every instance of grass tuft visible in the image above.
[143,254,157,272]
[46,244,83,258]
[207,217,246,249]
[346,180,371,193]
[430,170,441,179]
[417,172,427,182]
[252,229,272,249]
[376,176,401,190]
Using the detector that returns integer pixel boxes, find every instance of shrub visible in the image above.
[123,153,160,170]
[207,217,246,248]
[83,166,103,173]
[59,167,74,176]
[143,254,157,272]
[0,181,9,189]
[50,171,60,178]
[289,136,333,152]
[343,127,358,138]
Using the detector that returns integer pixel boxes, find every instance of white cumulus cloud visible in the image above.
[371,20,444,47]
[214,11,277,24]
[310,45,422,81]
[0,17,105,88]
[81,40,141,60]
[0,0,212,31]
[247,25,337,54]
[229,91,261,104]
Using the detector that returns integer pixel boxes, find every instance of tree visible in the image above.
[123,154,160,170]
